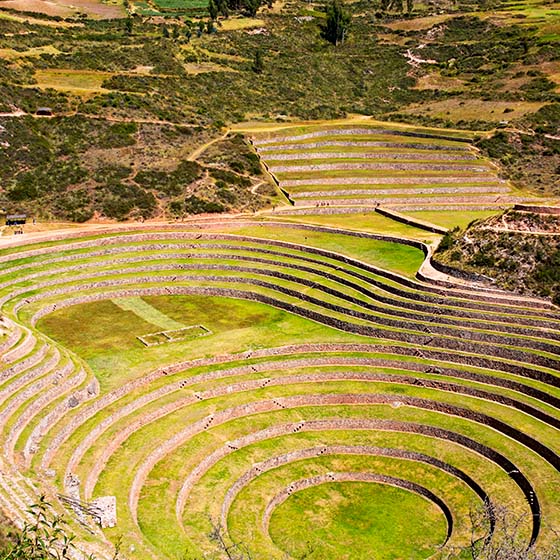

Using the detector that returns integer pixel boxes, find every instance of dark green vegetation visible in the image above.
[0,114,271,220]
[475,104,560,196]
[435,209,560,301]
[322,0,351,46]
[0,498,84,560]
[0,0,558,220]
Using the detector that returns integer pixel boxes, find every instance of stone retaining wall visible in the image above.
[9,252,556,337]
[430,258,496,284]
[0,348,59,410]
[256,140,471,152]
[0,321,23,355]
[2,332,37,365]
[24,368,95,463]
[292,195,516,207]
[292,186,508,198]
[83,367,557,500]
[265,151,477,161]
[1,224,553,311]
[178,417,537,540]
[3,252,535,324]
[261,471,453,544]
[6,359,75,461]
[38,338,558,474]
[271,162,488,173]
[0,238,543,313]
[280,176,501,187]
[375,207,449,235]
[131,392,548,533]
[63,349,559,498]
[513,204,560,215]
[0,343,49,386]
[20,279,560,370]
[253,128,472,145]
[220,445,488,534]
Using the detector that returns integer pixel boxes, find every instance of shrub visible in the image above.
[183,195,224,214]
[0,496,83,560]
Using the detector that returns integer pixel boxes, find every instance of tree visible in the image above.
[207,516,252,560]
[124,17,133,35]
[217,0,229,16]
[322,0,351,46]
[208,0,218,20]
[162,26,170,38]
[252,49,264,73]
[406,0,413,13]
[244,0,261,17]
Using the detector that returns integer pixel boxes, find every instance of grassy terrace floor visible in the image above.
[0,217,557,560]
[250,121,551,225]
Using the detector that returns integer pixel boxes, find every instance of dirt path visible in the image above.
[479,226,560,236]
[187,130,230,161]
[0,109,199,128]
[0,110,26,117]
[404,49,438,67]
[250,180,267,194]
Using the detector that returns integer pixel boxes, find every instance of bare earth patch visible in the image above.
[183,62,236,74]
[0,0,73,17]
[414,73,467,92]
[0,9,81,25]
[0,0,125,19]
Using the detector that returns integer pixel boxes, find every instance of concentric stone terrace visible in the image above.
[0,219,558,559]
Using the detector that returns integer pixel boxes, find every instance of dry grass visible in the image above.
[384,13,454,31]
[414,72,468,92]
[34,69,113,95]
[219,17,266,30]
[232,115,476,137]
[183,62,237,74]
[397,99,546,123]
[0,45,62,61]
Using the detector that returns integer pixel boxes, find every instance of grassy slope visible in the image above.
[0,0,559,224]
[434,210,560,299]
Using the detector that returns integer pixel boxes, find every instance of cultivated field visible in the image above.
[0,217,557,559]
[251,122,550,221]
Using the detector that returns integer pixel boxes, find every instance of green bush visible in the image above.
[183,195,224,214]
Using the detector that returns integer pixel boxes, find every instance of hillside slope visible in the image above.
[433,209,560,301]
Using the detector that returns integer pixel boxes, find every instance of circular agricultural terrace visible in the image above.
[0,219,558,559]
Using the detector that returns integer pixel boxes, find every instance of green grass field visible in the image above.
[39,294,364,390]
[268,482,448,560]
[0,218,553,559]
